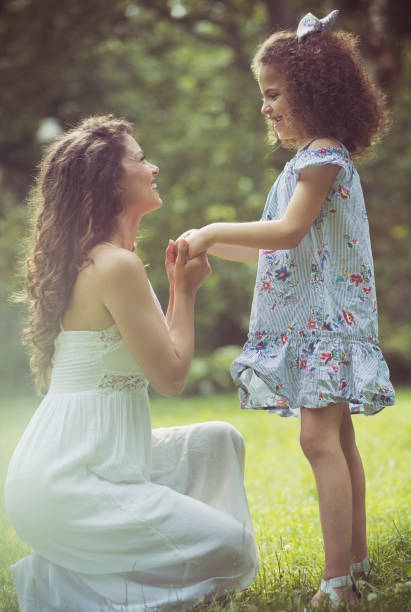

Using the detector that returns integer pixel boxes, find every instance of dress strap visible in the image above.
[300,137,345,151]
[301,137,321,150]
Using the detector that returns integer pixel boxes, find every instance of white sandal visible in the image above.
[351,555,371,581]
[319,574,353,607]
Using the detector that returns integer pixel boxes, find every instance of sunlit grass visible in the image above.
[0,389,410,611]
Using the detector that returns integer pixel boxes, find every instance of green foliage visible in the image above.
[0,194,31,387]
[0,0,410,385]
[0,390,410,610]
[184,344,242,395]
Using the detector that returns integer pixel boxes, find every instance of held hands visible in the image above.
[165,239,211,296]
[176,226,214,259]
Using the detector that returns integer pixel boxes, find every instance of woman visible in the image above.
[5,115,258,611]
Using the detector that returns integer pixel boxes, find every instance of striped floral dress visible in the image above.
[231,142,395,417]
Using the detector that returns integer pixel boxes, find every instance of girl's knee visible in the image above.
[340,409,356,443]
[299,429,318,461]
[300,404,345,463]
[299,429,339,464]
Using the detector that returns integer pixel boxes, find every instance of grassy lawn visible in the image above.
[0,389,410,611]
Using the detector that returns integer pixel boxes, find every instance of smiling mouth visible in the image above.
[271,116,282,127]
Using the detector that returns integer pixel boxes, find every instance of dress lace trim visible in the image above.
[98,374,148,392]
[99,326,122,345]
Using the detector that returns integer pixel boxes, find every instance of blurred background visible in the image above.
[0,0,410,397]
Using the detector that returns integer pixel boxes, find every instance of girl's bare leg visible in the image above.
[300,403,357,606]
[339,406,368,564]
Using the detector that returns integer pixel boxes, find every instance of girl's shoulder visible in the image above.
[292,137,353,180]
[307,137,343,150]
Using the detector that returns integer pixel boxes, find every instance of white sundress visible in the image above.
[231,142,395,417]
[5,292,258,611]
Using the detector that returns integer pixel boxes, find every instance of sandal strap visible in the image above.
[351,555,371,575]
[320,575,352,606]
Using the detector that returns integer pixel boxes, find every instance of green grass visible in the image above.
[0,389,410,611]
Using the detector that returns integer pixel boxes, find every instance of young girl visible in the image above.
[178,10,395,608]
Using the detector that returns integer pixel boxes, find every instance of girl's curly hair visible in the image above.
[17,115,133,394]
[252,30,389,155]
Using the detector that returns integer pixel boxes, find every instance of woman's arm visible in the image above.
[99,241,211,396]
[182,163,340,258]
[165,240,176,326]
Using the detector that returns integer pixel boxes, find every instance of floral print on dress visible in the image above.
[231,143,395,417]
[338,185,351,199]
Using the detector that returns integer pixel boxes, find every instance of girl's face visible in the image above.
[119,134,162,215]
[258,64,307,146]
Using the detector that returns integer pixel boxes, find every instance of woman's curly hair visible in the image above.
[252,30,389,155]
[18,115,133,394]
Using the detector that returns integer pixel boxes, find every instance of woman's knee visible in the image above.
[218,520,257,577]
[196,421,245,454]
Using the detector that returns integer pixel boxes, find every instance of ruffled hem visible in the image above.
[230,333,395,418]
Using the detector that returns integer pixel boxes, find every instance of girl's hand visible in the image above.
[177,226,214,259]
[174,240,212,295]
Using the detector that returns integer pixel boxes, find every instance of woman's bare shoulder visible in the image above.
[90,245,146,285]
[63,246,148,331]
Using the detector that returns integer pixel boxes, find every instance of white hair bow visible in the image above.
[296,10,339,40]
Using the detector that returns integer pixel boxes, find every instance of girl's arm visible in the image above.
[176,231,258,262]
[100,241,211,396]
[183,163,340,258]
[206,243,259,262]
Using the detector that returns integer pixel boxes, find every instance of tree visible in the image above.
[1,0,410,387]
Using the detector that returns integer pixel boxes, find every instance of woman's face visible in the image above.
[119,134,162,215]
[258,64,307,145]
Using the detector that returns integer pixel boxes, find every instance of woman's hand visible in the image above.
[174,240,212,295]
[100,245,208,397]
[165,239,177,326]
[164,239,211,326]
[177,226,214,259]
[165,239,177,289]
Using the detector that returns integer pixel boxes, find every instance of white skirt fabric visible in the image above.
[4,324,258,611]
